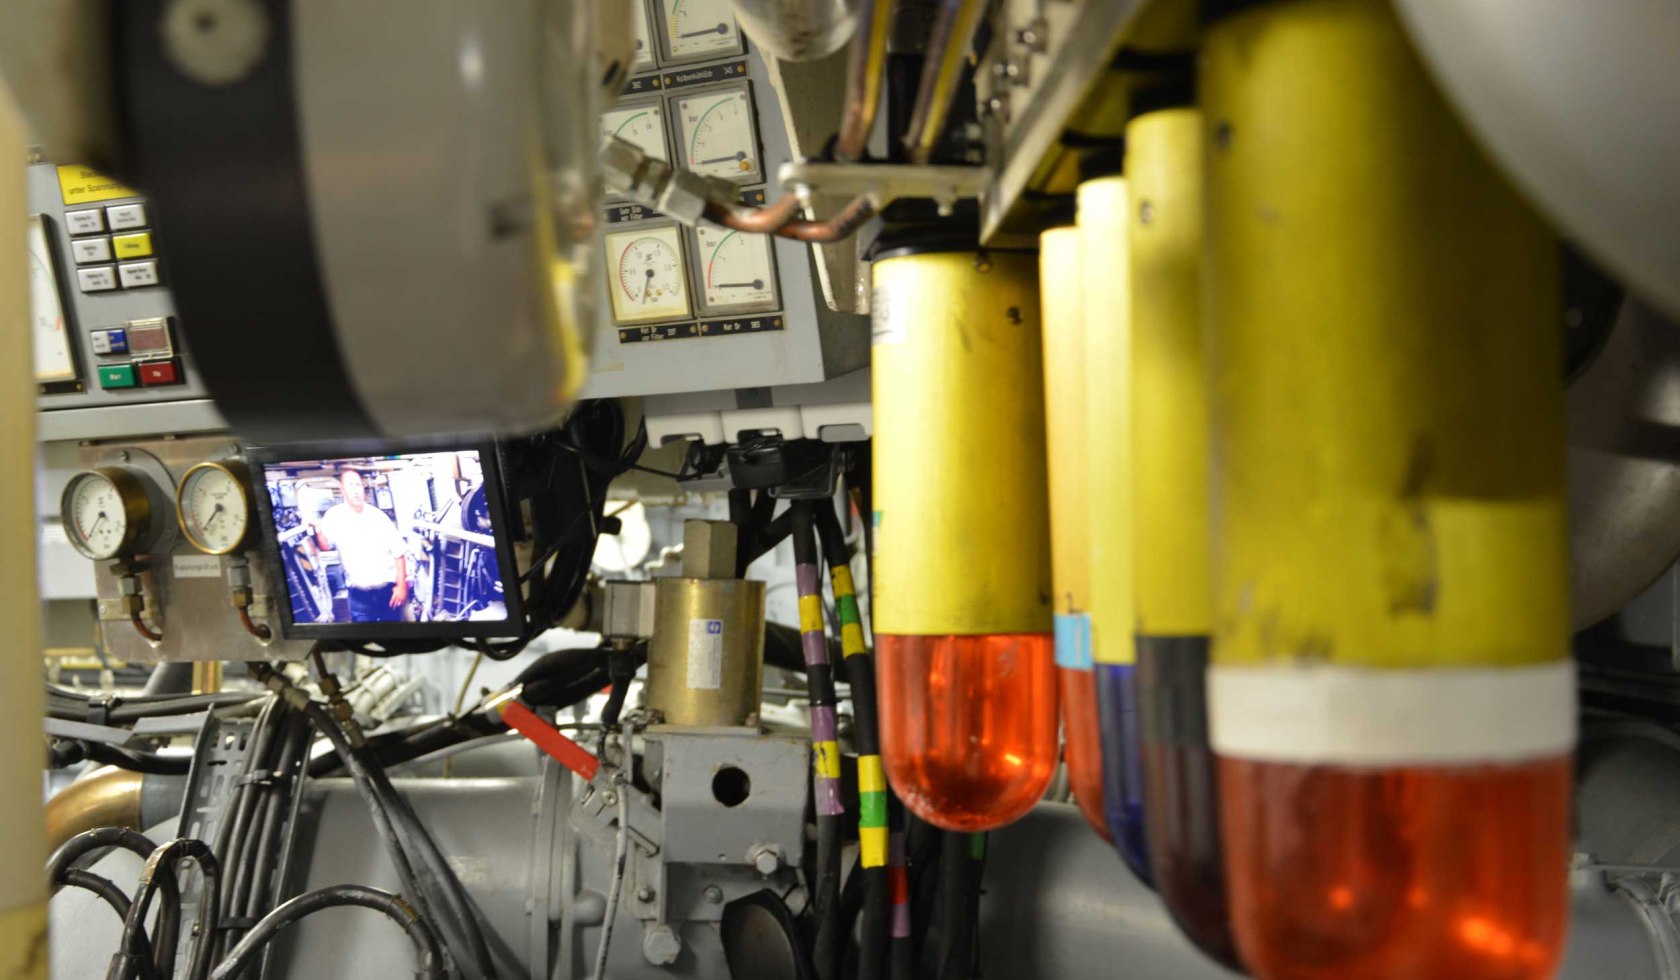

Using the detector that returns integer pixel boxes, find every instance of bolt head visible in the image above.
[635,886,655,903]
[703,885,725,905]
[642,924,682,966]
[753,850,781,875]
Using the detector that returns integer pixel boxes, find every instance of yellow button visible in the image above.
[112,232,154,260]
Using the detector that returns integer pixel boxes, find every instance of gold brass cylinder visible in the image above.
[45,767,143,854]
[647,578,767,727]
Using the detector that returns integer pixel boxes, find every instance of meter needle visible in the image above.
[641,268,656,303]
[680,24,728,37]
[698,152,748,166]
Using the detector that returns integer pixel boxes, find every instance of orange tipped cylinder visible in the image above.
[1203,2,1573,979]
[1039,227,1107,839]
[872,248,1058,832]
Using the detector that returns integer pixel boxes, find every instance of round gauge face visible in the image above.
[63,471,137,560]
[606,226,693,323]
[601,104,667,162]
[679,89,759,183]
[177,463,251,555]
[696,226,778,312]
[664,0,740,60]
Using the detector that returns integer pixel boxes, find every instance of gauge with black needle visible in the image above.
[607,226,692,324]
[176,460,256,555]
[697,224,778,312]
[679,88,759,182]
[664,0,740,58]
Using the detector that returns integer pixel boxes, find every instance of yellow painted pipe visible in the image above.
[0,79,48,977]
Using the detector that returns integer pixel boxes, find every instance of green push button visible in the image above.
[98,364,136,389]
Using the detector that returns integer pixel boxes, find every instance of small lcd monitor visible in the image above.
[251,442,522,640]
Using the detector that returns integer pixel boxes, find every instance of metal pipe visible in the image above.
[704,194,877,243]
[835,0,895,160]
[45,768,145,855]
[733,0,859,62]
[902,0,987,164]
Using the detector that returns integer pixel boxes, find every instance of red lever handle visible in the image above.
[500,700,600,782]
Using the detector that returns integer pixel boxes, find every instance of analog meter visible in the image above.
[677,87,761,183]
[602,102,669,162]
[606,226,693,324]
[661,0,741,61]
[695,225,779,314]
[632,1,656,73]
[62,468,153,561]
[176,460,256,555]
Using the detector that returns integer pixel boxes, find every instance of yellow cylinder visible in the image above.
[646,578,766,727]
[870,250,1052,636]
[1040,228,1091,620]
[1078,179,1135,667]
[1204,2,1566,670]
[0,80,46,976]
[1203,2,1571,978]
[1130,108,1211,637]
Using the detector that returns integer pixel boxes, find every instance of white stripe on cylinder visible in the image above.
[1208,661,1576,767]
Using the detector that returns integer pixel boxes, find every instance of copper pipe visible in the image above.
[237,607,271,643]
[835,0,897,161]
[902,0,987,164]
[131,612,162,643]
[46,767,144,854]
[706,193,877,243]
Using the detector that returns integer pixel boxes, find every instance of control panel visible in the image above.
[29,163,211,415]
[582,0,870,400]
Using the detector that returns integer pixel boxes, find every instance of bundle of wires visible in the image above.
[813,498,896,980]
[251,662,500,979]
[792,500,846,980]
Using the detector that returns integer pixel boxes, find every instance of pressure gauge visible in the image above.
[61,468,153,561]
[661,0,741,61]
[606,225,693,324]
[677,87,761,183]
[632,1,657,73]
[601,102,669,162]
[175,460,256,555]
[695,225,779,314]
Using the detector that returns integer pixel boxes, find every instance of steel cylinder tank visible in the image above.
[1203,2,1574,978]
[1039,227,1108,840]
[1128,106,1240,969]
[1078,177,1150,876]
[872,247,1059,832]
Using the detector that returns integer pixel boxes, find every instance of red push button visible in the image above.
[137,359,180,386]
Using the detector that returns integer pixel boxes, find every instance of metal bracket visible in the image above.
[777,161,993,217]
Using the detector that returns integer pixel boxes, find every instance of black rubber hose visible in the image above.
[212,699,285,961]
[303,700,498,980]
[47,827,180,976]
[46,689,261,723]
[110,838,219,980]
[236,713,311,930]
[60,740,192,776]
[208,885,445,980]
[58,870,161,980]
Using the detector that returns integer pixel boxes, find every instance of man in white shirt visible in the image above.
[312,468,409,623]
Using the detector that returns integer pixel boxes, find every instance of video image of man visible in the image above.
[264,450,509,626]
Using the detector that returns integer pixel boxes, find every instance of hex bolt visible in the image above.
[704,885,724,905]
[636,886,655,903]
[642,924,682,966]
[750,844,781,876]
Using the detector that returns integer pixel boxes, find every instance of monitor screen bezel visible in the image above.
[249,439,525,642]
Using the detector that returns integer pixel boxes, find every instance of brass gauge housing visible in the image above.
[61,467,153,561]
[175,460,256,556]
